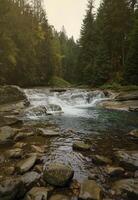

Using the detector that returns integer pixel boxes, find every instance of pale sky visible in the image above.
[44,0,101,40]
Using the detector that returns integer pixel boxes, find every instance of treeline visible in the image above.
[78,0,138,86]
[0,0,138,87]
[0,0,78,86]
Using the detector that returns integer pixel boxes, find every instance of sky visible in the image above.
[44,0,101,40]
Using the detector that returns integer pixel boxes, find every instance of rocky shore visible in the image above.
[0,85,138,200]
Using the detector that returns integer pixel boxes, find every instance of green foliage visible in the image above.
[49,76,71,88]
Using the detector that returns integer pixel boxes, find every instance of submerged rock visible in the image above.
[112,178,138,198]
[106,166,125,177]
[38,128,60,137]
[0,178,24,200]
[114,150,138,171]
[0,126,15,144]
[6,148,23,159]
[128,129,138,139]
[16,154,37,174]
[73,141,91,151]
[92,155,112,165]
[24,187,48,200]
[44,163,74,187]
[79,180,102,200]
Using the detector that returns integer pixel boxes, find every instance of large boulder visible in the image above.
[0,85,28,105]
[112,179,138,199]
[115,91,138,101]
[79,180,102,200]
[114,150,138,171]
[0,126,15,144]
[0,178,24,200]
[43,163,74,187]
[16,154,37,174]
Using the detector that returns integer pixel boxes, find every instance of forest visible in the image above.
[0,0,138,87]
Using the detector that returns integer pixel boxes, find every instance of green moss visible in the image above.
[49,76,71,88]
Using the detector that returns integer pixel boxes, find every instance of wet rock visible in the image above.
[6,148,23,159]
[106,166,125,177]
[34,165,43,173]
[0,115,22,127]
[114,150,138,171]
[112,178,138,199]
[73,141,91,151]
[115,91,138,101]
[27,106,47,116]
[14,131,35,141]
[24,187,48,200]
[0,177,24,200]
[128,129,138,139]
[0,85,28,105]
[50,88,67,93]
[38,128,60,137]
[129,106,138,112]
[14,142,26,148]
[31,145,46,154]
[16,154,37,174]
[5,166,15,175]
[20,171,40,190]
[79,180,102,200]
[49,194,71,200]
[46,104,62,112]
[92,155,112,165]
[44,163,74,187]
[0,126,15,144]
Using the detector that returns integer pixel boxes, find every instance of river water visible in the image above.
[23,88,138,180]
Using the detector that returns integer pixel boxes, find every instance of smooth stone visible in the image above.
[21,171,40,190]
[49,194,71,200]
[38,128,60,137]
[16,154,37,174]
[112,179,138,198]
[6,148,23,159]
[14,131,35,141]
[44,163,74,187]
[0,126,15,144]
[92,155,112,165]
[114,150,138,171]
[79,180,102,200]
[106,166,125,176]
[128,129,138,138]
[24,187,48,200]
[0,178,24,200]
[73,141,91,151]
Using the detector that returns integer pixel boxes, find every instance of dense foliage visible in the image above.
[0,0,137,87]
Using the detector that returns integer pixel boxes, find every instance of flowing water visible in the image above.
[23,88,138,180]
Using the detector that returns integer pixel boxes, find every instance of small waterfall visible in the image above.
[24,88,108,118]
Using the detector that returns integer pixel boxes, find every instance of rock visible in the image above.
[31,145,46,154]
[0,115,22,127]
[38,128,60,137]
[73,141,91,151]
[0,126,15,144]
[34,165,43,173]
[114,150,138,171]
[92,155,112,165]
[115,91,138,101]
[50,88,67,93]
[0,178,24,200]
[5,166,15,175]
[0,85,28,105]
[44,163,74,187]
[6,148,23,159]
[27,106,47,116]
[79,180,102,200]
[16,154,37,174]
[128,129,138,139]
[14,142,26,148]
[46,104,62,112]
[49,194,71,200]
[106,166,125,177]
[135,171,138,178]
[0,154,5,164]
[21,171,40,190]
[24,187,48,200]
[129,106,138,112]
[112,179,138,199]
[14,131,35,141]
